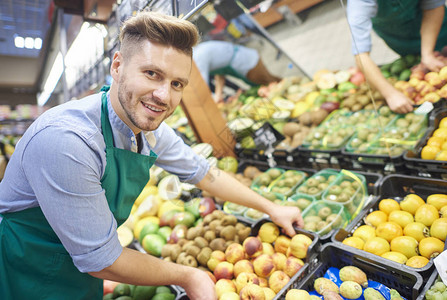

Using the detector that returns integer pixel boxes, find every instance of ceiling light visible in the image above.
[34,38,42,50]
[14,36,24,48]
[25,37,34,49]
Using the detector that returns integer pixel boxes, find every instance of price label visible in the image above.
[252,122,284,150]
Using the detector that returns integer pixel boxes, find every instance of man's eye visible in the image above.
[146,70,156,77]
[172,81,183,89]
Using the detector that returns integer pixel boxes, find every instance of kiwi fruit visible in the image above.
[197,247,212,266]
[221,215,238,226]
[237,227,251,241]
[183,255,198,267]
[170,244,181,261]
[203,214,214,225]
[304,222,317,232]
[318,207,332,219]
[204,230,216,242]
[209,238,226,252]
[164,256,172,262]
[181,241,195,252]
[211,210,225,219]
[215,225,224,236]
[161,244,173,258]
[177,238,188,247]
[327,213,343,229]
[176,252,187,264]
[296,198,312,211]
[209,219,222,231]
[235,223,246,231]
[185,245,200,257]
[220,225,237,241]
[316,221,329,232]
[186,227,201,240]
[194,236,208,248]
[304,216,322,223]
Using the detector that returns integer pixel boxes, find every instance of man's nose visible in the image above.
[152,82,170,103]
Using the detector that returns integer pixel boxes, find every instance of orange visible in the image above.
[427,136,444,148]
[403,222,430,242]
[400,194,425,215]
[376,222,403,242]
[388,210,414,229]
[353,225,376,242]
[430,218,447,241]
[414,204,439,227]
[442,141,447,151]
[421,145,440,160]
[418,237,445,259]
[378,198,400,215]
[433,128,447,139]
[364,237,390,256]
[435,150,447,161]
[390,236,419,259]
[365,211,388,227]
[439,117,447,128]
[342,236,365,250]
[406,256,429,268]
[381,251,408,264]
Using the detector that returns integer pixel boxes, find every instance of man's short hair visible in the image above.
[119,11,199,58]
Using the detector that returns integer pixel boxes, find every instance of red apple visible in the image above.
[168,224,188,244]
[199,197,216,217]
[350,71,366,85]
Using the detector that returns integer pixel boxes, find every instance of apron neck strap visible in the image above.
[100,87,114,148]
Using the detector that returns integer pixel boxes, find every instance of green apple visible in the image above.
[157,226,172,242]
[141,234,166,257]
[217,156,238,173]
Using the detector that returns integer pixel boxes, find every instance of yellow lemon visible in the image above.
[342,236,365,250]
[406,256,430,268]
[378,198,400,215]
[353,225,376,242]
[364,237,390,256]
[365,211,388,228]
[381,251,408,264]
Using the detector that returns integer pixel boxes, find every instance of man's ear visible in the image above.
[110,51,122,82]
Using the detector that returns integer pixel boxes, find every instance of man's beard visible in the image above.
[117,78,172,132]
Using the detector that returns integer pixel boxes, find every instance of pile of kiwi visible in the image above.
[160,210,251,270]
[340,83,386,112]
[297,173,338,199]
[303,205,344,235]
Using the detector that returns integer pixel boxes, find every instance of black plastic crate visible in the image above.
[277,242,424,300]
[332,174,447,280]
[272,148,306,168]
[298,146,353,170]
[326,168,383,196]
[341,146,409,175]
[404,109,447,180]
[416,269,439,300]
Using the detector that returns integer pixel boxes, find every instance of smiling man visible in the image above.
[0,12,303,300]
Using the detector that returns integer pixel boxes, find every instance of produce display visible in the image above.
[103,281,178,300]
[284,265,407,300]
[420,116,447,160]
[424,275,447,300]
[341,193,447,269]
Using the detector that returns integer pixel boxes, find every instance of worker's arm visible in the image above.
[213,74,225,103]
[355,53,413,114]
[196,166,304,236]
[421,5,445,71]
[89,248,216,300]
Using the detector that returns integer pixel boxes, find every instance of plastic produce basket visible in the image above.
[251,219,320,300]
[322,170,368,220]
[404,108,447,180]
[301,200,350,244]
[416,269,439,300]
[295,169,339,200]
[332,174,447,280]
[276,242,424,300]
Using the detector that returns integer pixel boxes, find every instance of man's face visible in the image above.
[112,41,191,133]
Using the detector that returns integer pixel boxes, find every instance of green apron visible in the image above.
[0,87,157,300]
[372,0,447,56]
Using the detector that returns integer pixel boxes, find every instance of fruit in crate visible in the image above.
[340,281,363,299]
[239,283,265,300]
[339,266,368,287]
[258,222,280,243]
[424,275,447,300]
[268,270,290,293]
[285,289,311,300]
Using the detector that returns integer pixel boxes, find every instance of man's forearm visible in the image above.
[421,5,444,57]
[89,247,193,287]
[196,166,276,215]
[355,53,396,98]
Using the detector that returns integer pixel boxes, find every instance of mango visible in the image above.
[364,288,386,300]
[314,277,339,295]
[322,290,343,300]
[340,281,362,299]
[339,266,368,288]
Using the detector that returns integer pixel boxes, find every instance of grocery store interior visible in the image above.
[0,0,446,299]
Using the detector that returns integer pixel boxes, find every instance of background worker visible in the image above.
[193,40,281,102]
[0,12,303,300]
[347,0,447,113]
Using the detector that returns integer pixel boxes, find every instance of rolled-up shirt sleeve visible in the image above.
[421,0,445,10]
[22,126,122,273]
[152,123,210,184]
[347,0,378,55]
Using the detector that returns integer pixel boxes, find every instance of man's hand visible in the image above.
[386,90,414,114]
[182,268,217,300]
[422,53,445,72]
[268,204,304,237]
